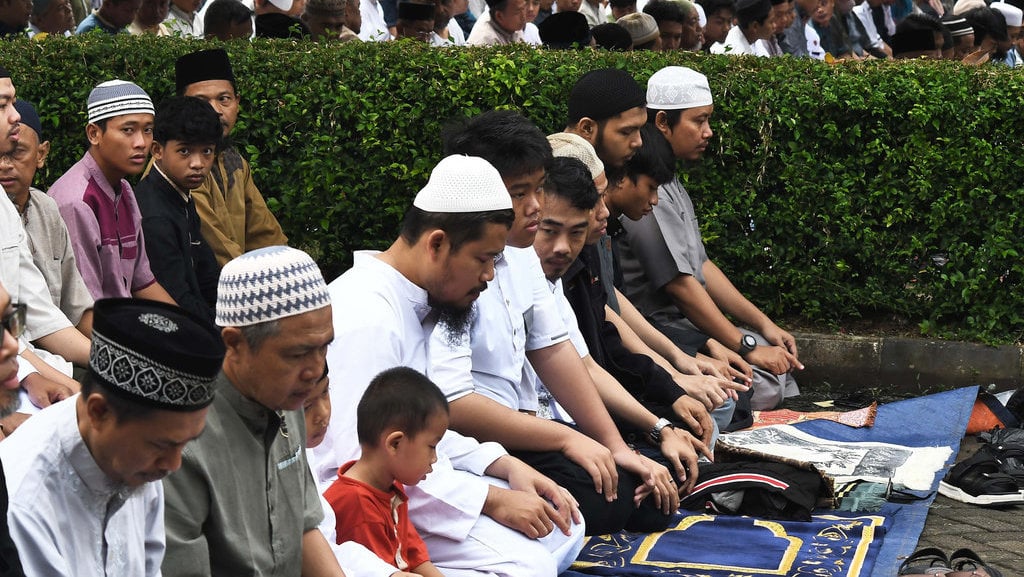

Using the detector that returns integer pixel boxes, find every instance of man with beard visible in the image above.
[315,155,584,577]
[564,68,646,185]
[436,110,675,536]
[0,298,222,577]
[175,49,289,266]
[0,281,26,577]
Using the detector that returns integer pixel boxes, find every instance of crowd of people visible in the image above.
[0,20,823,571]
[2,0,1022,61]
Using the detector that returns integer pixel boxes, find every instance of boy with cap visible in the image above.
[49,80,175,305]
[564,67,646,184]
[135,96,222,325]
[174,48,289,267]
[162,246,346,577]
[466,0,527,44]
[4,99,93,335]
[0,297,222,577]
[710,0,774,54]
[617,66,802,411]
[317,154,584,577]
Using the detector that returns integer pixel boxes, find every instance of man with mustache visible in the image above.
[315,155,584,577]
[0,298,222,577]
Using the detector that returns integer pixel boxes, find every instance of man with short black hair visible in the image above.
[75,0,140,33]
[203,0,254,39]
[697,0,734,49]
[28,0,74,37]
[644,0,687,49]
[303,0,359,39]
[467,0,526,44]
[175,49,289,266]
[711,0,773,54]
[1,298,223,577]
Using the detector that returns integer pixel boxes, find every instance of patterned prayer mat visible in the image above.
[568,511,889,577]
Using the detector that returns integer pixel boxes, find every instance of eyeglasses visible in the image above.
[1,303,26,339]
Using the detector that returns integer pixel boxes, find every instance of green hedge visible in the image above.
[5,36,1024,343]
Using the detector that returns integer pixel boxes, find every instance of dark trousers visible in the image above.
[511,449,672,536]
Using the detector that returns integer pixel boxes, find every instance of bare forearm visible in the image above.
[529,341,630,452]
[702,261,771,334]
[32,326,90,366]
[301,530,346,577]
[665,274,743,351]
[133,282,177,306]
[614,290,697,371]
[583,356,658,432]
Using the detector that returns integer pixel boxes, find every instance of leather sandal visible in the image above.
[899,547,953,575]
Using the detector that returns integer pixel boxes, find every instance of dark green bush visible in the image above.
[5,36,1024,343]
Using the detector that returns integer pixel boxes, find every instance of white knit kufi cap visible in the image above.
[216,246,330,327]
[87,80,154,124]
[992,2,1023,26]
[547,132,605,181]
[646,66,713,111]
[413,155,513,213]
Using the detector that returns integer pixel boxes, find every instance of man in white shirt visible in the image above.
[359,0,391,39]
[0,298,222,577]
[315,155,584,577]
[711,0,774,54]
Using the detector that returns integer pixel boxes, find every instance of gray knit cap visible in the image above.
[216,246,331,327]
[547,133,605,180]
[87,80,154,124]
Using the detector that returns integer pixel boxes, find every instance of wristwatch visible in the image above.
[739,334,757,357]
[649,418,675,444]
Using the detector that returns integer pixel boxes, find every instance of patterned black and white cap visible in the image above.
[89,299,223,411]
[87,80,154,124]
[215,246,330,327]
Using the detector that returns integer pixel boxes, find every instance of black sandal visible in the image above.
[899,547,952,575]
[948,548,1004,577]
[938,447,1024,506]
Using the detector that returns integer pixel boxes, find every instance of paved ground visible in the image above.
[916,436,1023,576]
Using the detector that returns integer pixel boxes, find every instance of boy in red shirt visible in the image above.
[324,367,448,577]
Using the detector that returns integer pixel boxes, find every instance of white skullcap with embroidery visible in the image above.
[547,132,605,181]
[992,2,1023,26]
[413,155,513,213]
[216,246,330,327]
[646,66,713,111]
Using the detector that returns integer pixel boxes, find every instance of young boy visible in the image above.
[48,79,175,305]
[324,367,447,577]
[136,96,222,324]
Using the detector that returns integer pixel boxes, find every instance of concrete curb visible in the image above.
[793,332,1024,393]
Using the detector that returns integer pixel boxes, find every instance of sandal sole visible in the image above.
[938,480,1024,505]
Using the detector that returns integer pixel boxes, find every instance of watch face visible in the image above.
[743,335,757,348]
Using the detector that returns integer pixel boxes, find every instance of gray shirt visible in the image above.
[617,176,708,328]
[162,372,322,577]
[21,187,93,326]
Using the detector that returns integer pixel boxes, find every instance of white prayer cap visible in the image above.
[646,66,713,111]
[412,155,513,213]
[547,133,605,181]
[695,2,706,27]
[269,0,294,10]
[216,246,330,327]
[992,2,1023,26]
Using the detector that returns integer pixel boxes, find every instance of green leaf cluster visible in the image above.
[5,36,1024,343]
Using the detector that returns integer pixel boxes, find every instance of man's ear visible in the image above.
[424,229,448,261]
[84,392,114,428]
[36,140,50,169]
[150,141,165,162]
[575,118,598,143]
[654,110,672,137]
[221,326,245,356]
[85,123,103,146]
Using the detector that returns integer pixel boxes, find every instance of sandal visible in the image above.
[899,547,953,575]
[947,548,1004,577]
[938,447,1024,505]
